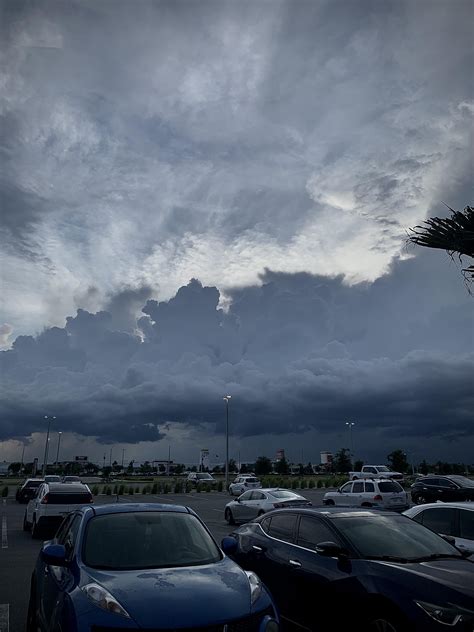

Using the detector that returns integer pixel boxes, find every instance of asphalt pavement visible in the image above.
[0,488,330,632]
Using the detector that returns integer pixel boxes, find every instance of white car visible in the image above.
[186,472,218,488]
[403,502,474,555]
[225,488,311,524]
[23,482,93,538]
[323,478,409,511]
[228,476,262,496]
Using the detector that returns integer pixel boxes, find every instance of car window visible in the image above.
[449,476,474,488]
[366,467,377,474]
[352,482,364,493]
[260,517,272,534]
[365,482,375,492]
[57,514,82,559]
[297,517,339,550]
[438,479,457,489]
[266,514,297,543]
[340,483,352,493]
[239,491,253,501]
[55,514,74,542]
[459,510,474,540]
[423,478,439,486]
[47,491,92,504]
[411,511,424,524]
[378,481,403,493]
[420,508,455,535]
[83,512,221,569]
[250,491,265,500]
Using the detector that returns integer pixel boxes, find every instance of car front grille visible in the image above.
[91,607,275,632]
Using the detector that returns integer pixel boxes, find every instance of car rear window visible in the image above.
[269,490,296,499]
[245,478,258,483]
[83,512,221,569]
[26,481,42,488]
[378,482,403,493]
[48,493,92,504]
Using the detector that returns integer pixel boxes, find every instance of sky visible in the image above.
[0,0,473,467]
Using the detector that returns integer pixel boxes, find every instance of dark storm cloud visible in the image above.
[1,250,472,453]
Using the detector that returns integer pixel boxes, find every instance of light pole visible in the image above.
[223,395,232,490]
[55,432,62,466]
[42,415,56,476]
[345,421,355,461]
[121,448,125,469]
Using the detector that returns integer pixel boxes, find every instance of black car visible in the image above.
[411,475,474,505]
[222,508,474,631]
[16,478,44,503]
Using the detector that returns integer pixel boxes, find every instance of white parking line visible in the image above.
[0,603,9,632]
[1,516,7,549]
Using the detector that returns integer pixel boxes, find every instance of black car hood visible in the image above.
[373,557,474,600]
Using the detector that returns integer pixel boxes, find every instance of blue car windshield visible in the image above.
[83,512,221,569]
[334,515,463,560]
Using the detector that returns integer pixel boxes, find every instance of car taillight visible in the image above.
[273,503,285,508]
[373,495,383,501]
[41,493,49,504]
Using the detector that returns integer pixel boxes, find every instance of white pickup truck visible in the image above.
[349,465,404,482]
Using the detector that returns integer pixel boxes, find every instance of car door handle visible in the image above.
[288,559,302,568]
[252,545,263,552]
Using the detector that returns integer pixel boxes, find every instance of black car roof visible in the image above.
[257,507,398,520]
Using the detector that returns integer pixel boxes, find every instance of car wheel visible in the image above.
[31,518,41,540]
[225,508,235,525]
[23,512,30,532]
[324,499,335,506]
[414,494,428,505]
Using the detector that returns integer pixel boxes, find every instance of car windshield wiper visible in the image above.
[365,555,410,563]
[409,553,463,562]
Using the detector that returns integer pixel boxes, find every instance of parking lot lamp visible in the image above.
[346,421,355,461]
[42,415,56,476]
[55,431,62,466]
[223,395,232,490]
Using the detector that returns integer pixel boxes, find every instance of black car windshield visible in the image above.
[269,490,298,498]
[334,515,462,561]
[83,512,221,569]
[449,476,474,488]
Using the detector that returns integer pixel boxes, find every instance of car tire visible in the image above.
[225,508,235,525]
[23,512,30,532]
[413,494,428,505]
[324,499,335,506]
[31,517,41,540]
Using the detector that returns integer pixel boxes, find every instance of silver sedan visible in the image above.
[224,488,311,524]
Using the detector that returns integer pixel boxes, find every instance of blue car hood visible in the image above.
[85,556,253,628]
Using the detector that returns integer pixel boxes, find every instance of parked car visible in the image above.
[62,475,82,483]
[411,475,474,505]
[16,479,45,504]
[404,502,474,556]
[323,478,409,511]
[186,472,218,488]
[26,503,279,632]
[24,482,93,538]
[44,475,62,484]
[349,465,404,482]
[229,476,262,496]
[225,489,311,524]
[223,507,474,631]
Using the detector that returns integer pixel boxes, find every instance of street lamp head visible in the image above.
[223,395,231,402]
[58,431,62,435]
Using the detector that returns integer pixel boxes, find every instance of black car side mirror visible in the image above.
[315,541,347,558]
[41,543,69,567]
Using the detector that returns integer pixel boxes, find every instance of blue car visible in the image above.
[26,503,279,632]
[225,507,474,631]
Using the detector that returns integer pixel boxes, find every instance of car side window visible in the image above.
[421,508,455,536]
[352,482,364,493]
[340,482,352,493]
[365,482,375,492]
[55,514,74,543]
[239,491,253,501]
[62,515,82,560]
[267,514,297,543]
[459,511,474,540]
[424,478,439,486]
[439,480,457,489]
[366,467,377,474]
[250,491,264,500]
[260,517,271,534]
[297,517,339,550]
[411,512,424,524]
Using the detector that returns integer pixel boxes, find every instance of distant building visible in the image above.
[275,448,285,461]
[0,462,10,475]
[199,449,210,471]
[320,451,333,466]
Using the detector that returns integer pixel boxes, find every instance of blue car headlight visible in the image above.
[244,571,262,606]
[416,601,474,626]
[82,583,130,618]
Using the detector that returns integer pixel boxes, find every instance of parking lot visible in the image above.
[0,488,330,632]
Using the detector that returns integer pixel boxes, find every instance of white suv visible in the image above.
[323,478,409,511]
[23,482,93,538]
[228,476,262,496]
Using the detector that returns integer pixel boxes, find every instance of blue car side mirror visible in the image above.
[41,543,69,567]
[221,536,238,555]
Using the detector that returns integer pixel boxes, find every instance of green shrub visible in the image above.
[163,484,169,494]
[113,485,118,494]
[317,479,323,488]
[129,487,134,495]
[217,480,223,492]
[186,482,193,493]
[142,486,148,494]
[291,479,298,490]
[309,479,315,488]
[135,486,139,494]
[92,485,99,496]
[118,485,125,495]
[196,485,201,493]
[102,486,108,494]
[300,479,307,489]
[1,486,8,497]
[151,483,158,494]
[106,487,112,496]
